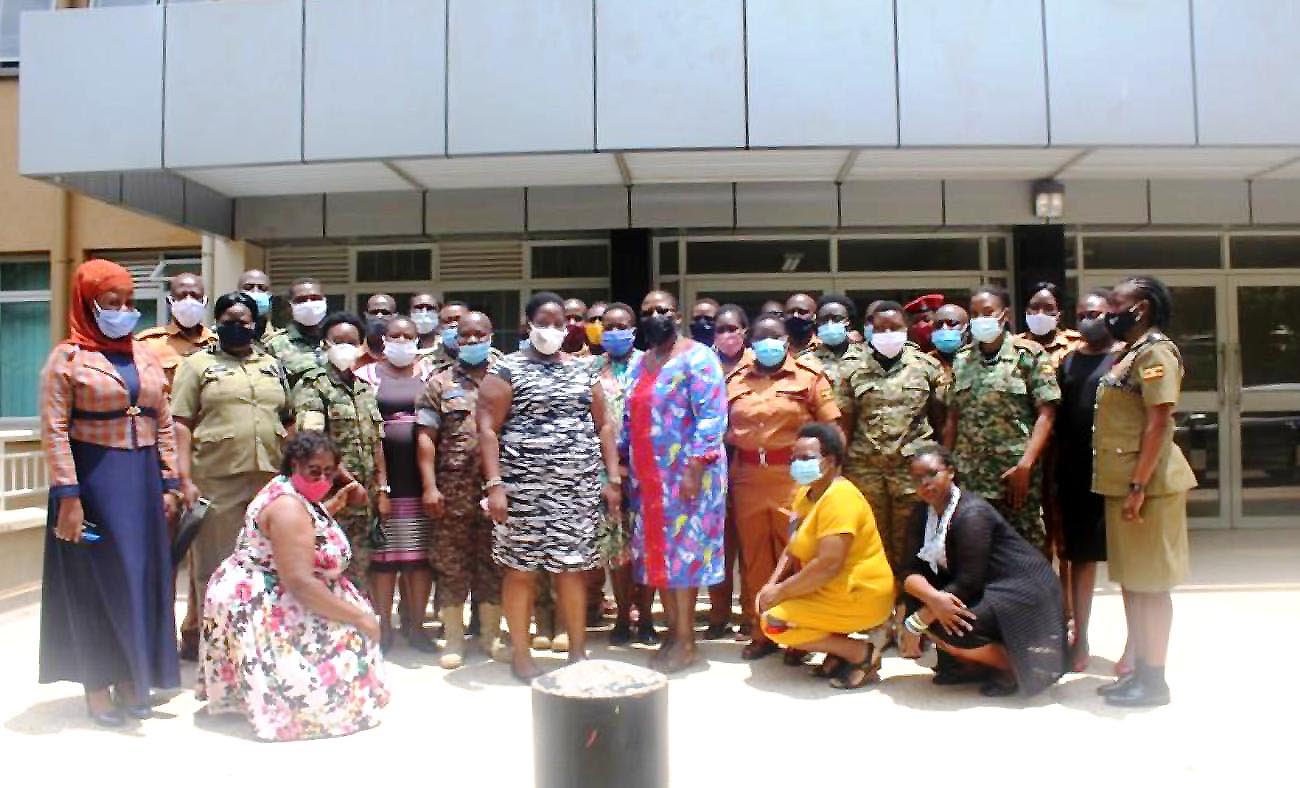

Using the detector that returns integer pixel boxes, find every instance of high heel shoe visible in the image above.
[112,686,153,719]
[85,694,125,728]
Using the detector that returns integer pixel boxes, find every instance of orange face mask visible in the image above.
[585,322,604,347]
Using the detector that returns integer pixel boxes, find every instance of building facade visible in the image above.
[4,0,1300,531]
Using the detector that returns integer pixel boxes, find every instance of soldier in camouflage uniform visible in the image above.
[945,285,1060,551]
[423,300,471,375]
[838,301,946,575]
[291,313,388,599]
[416,311,507,669]
[799,293,864,416]
[265,277,329,386]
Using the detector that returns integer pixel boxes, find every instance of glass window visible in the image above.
[1239,411,1300,517]
[446,290,522,352]
[1230,236,1300,269]
[658,240,679,275]
[0,301,49,417]
[531,244,610,279]
[1082,236,1221,269]
[838,238,980,272]
[1238,286,1300,389]
[1,1,53,63]
[1165,285,1219,392]
[355,248,432,283]
[1173,412,1220,520]
[686,240,830,275]
[0,261,49,291]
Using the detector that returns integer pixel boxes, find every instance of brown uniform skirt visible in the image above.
[1104,492,1189,592]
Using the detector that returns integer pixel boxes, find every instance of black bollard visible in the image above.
[531,660,668,788]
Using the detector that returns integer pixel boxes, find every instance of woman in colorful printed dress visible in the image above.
[595,302,659,646]
[479,292,623,682]
[625,290,729,673]
[356,316,437,652]
[199,431,389,741]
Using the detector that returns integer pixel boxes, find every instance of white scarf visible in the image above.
[918,485,962,573]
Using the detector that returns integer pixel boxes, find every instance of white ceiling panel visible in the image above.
[1250,155,1300,179]
[180,162,414,197]
[397,154,622,189]
[624,150,846,183]
[1062,147,1300,179]
[849,148,1083,180]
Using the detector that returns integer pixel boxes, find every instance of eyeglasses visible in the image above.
[934,318,965,329]
[641,306,675,317]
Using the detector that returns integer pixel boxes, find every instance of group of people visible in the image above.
[37,256,1195,741]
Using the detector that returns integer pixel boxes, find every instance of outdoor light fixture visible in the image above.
[1033,179,1065,220]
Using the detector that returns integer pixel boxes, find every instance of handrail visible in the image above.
[0,436,49,512]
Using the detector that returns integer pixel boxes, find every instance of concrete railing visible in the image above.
[0,429,48,612]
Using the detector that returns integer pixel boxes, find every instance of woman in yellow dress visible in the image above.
[756,423,895,689]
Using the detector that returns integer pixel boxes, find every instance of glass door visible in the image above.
[1230,276,1300,527]
[1081,272,1230,529]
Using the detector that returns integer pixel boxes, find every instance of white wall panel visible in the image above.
[165,0,304,168]
[326,191,424,238]
[449,0,593,154]
[527,186,628,231]
[19,7,164,174]
[235,195,325,241]
[735,182,837,227]
[1060,180,1149,224]
[1194,0,1300,144]
[839,181,943,226]
[305,0,444,161]
[943,180,1037,225]
[1250,180,1300,225]
[425,189,526,234]
[596,0,745,149]
[1046,0,1195,145]
[1149,179,1249,224]
[630,184,733,228]
[897,0,1047,145]
[746,0,896,147]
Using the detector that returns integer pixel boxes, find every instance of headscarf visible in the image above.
[68,258,136,355]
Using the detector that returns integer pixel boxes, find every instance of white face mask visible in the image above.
[383,338,418,368]
[869,329,908,359]
[1025,312,1059,336]
[169,296,207,329]
[970,315,1005,343]
[292,299,328,327]
[529,324,566,356]
[411,310,438,336]
[326,342,361,371]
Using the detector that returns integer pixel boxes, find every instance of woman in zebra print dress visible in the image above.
[479,292,623,682]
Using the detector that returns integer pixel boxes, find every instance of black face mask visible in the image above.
[1104,305,1140,340]
[641,314,677,346]
[1078,316,1110,345]
[690,317,716,346]
[217,321,257,349]
[784,314,814,341]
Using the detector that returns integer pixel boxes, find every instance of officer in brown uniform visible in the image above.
[726,314,841,659]
[135,273,215,391]
[417,312,507,669]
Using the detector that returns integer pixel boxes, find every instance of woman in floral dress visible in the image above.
[199,431,389,742]
[625,290,729,673]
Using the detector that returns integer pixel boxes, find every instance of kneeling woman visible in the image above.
[756,424,895,689]
[901,445,1065,697]
[199,432,390,741]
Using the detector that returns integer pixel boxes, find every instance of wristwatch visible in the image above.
[1128,482,1145,494]
[377,484,392,494]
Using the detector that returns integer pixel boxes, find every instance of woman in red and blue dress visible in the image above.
[624,290,728,674]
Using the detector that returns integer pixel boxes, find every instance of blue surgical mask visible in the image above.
[94,303,141,339]
[932,327,964,355]
[817,321,848,347]
[411,310,438,336]
[969,316,1004,344]
[863,324,874,343]
[244,290,272,319]
[602,328,636,358]
[790,457,824,486]
[752,337,788,368]
[441,326,460,350]
[458,339,492,367]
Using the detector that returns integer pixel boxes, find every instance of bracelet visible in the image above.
[484,478,505,491]
[903,612,929,636]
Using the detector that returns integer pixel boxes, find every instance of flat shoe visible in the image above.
[608,622,632,646]
[741,639,779,661]
[1097,672,1139,696]
[1104,680,1170,707]
[783,648,810,666]
[635,625,660,646]
[703,622,734,640]
[979,678,1018,697]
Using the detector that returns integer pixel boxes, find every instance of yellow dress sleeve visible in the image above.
[809,481,864,539]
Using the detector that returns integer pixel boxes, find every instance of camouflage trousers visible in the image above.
[956,454,1048,554]
[338,503,374,594]
[845,455,917,579]
[431,475,502,609]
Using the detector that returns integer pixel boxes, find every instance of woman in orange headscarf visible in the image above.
[38,259,183,727]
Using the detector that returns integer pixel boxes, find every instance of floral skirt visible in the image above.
[197,560,390,742]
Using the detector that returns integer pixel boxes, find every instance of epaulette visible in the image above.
[1009,334,1045,354]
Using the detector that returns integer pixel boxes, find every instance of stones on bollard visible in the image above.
[531,660,668,788]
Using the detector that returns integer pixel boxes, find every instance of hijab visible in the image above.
[68,259,136,355]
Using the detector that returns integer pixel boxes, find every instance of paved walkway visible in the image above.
[2,529,1296,785]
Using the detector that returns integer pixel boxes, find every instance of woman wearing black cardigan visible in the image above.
[901,445,1066,697]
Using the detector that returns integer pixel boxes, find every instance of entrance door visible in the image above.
[1230,277,1300,527]
[1081,272,1229,528]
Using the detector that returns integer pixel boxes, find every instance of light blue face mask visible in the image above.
[94,304,141,339]
[441,326,460,350]
[817,321,849,347]
[969,316,1004,344]
[458,339,492,367]
[932,327,964,355]
[790,457,824,486]
[752,337,788,368]
[244,290,272,319]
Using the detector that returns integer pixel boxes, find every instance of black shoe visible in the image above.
[933,665,989,686]
[112,687,153,719]
[86,696,126,728]
[1096,672,1140,696]
[406,628,439,654]
[609,621,632,646]
[1105,674,1170,707]
[979,678,1018,697]
[703,621,734,640]
[635,624,661,646]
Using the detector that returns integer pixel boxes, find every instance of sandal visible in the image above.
[829,642,881,690]
[783,648,810,666]
[812,655,845,678]
[703,621,734,640]
[741,639,779,661]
